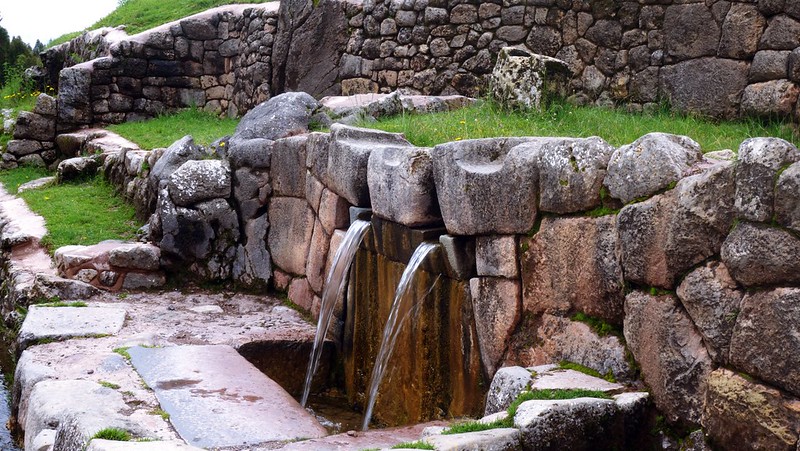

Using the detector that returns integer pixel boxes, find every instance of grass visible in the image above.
[8,174,140,252]
[150,408,170,420]
[92,427,131,441]
[0,165,51,193]
[442,418,513,435]
[36,301,88,308]
[390,441,434,450]
[113,347,132,360]
[99,381,121,389]
[361,100,799,152]
[108,108,238,149]
[48,0,269,47]
[570,312,620,338]
[558,360,616,383]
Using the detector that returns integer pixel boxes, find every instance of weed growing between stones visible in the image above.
[91,427,131,441]
[36,301,87,308]
[99,381,120,389]
[112,347,131,360]
[569,312,620,338]
[558,360,616,383]
[149,408,170,420]
[390,441,434,450]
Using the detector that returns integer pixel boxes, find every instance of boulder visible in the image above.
[267,197,315,275]
[624,291,713,425]
[367,146,440,227]
[431,137,538,235]
[325,124,411,207]
[148,136,204,190]
[604,132,702,204]
[485,366,533,416]
[718,3,767,59]
[521,216,624,324]
[618,162,736,289]
[735,138,800,222]
[750,51,792,82]
[6,139,43,157]
[107,242,160,271]
[660,58,750,119]
[225,138,273,170]
[426,428,521,451]
[775,161,800,233]
[507,314,635,383]
[167,160,231,207]
[515,137,615,214]
[490,47,571,111]
[33,93,57,117]
[233,92,319,141]
[271,135,308,198]
[13,111,55,141]
[729,288,800,397]
[741,80,800,117]
[514,398,619,451]
[470,277,521,378]
[58,64,93,126]
[703,369,800,451]
[676,262,744,365]
[721,222,800,287]
[31,273,100,302]
[57,157,99,183]
[759,15,800,50]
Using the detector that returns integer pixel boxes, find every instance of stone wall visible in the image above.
[339,0,800,119]
[84,91,800,446]
[45,0,800,132]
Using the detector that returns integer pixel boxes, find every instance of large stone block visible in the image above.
[776,161,800,233]
[475,235,518,279]
[490,47,571,111]
[432,137,538,235]
[759,15,800,50]
[232,214,271,288]
[6,139,43,157]
[660,58,749,119]
[514,398,619,451]
[325,123,411,207]
[485,366,533,416]
[226,138,273,170]
[521,216,624,324]
[267,197,314,276]
[624,291,713,425]
[730,288,800,397]
[149,136,204,190]
[367,146,441,227]
[721,222,800,287]
[515,136,615,214]
[605,132,702,204]
[718,3,767,59]
[663,4,720,61]
[742,80,800,118]
[305,220,330,294]
[618,161,736,289]
[58,64,93,125]
[470,277,521,379]
[676,262,743,365]
[271,135,308,198]
[232,92,319,141]
[168,160,231,207]
[734,138,800,222]
[13,111,55,141]
[703,368,800,451]
[233,166,270,221]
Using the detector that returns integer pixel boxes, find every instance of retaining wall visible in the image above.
[45,0,800,131]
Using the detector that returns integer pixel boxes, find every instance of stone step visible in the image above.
[18,305,127,351]
[128,344,328,449]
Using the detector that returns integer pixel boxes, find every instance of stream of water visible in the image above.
[361,242,439,431]
[300,219,371,408]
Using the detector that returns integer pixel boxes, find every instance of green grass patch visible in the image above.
[150,408,170,420]
[36,301,88,308]
[0,166,52,193]
[99,381,121,389]
[507,389,612,418]
[390,441,434,450]
[570,312,620,338]
[113,347,132,360]
[15,175,140,252]
[361,100,799,152]
[49,0,269,47]
[92,427,131,441]
[108,108,238,149]
[558,360,616,383]
[442,417,513,435]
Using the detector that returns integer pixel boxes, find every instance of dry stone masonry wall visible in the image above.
[42,0,800,133]
[78,91,800,448]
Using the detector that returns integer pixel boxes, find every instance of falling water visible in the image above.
[361,242,440,431]
[301,219,371,408]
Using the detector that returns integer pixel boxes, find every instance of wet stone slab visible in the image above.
[128,344,327,449]
[18,305,126,350]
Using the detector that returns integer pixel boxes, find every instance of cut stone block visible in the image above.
[18,306,127,351]
[128,345,327,448]
[426,428,521,451]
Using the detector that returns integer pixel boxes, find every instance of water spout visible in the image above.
[361,242,440,431]
[301,219,371,407]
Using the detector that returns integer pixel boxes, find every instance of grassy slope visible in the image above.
[364,100,799,152]
[48,0,267,47]
[108,108,238,149]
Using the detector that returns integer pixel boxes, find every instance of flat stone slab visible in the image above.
[426,428,521,451]
[86,440,204,451]
[278,422,447,450]
[531,368,624,393]
[18,305,126,350]
[128,344,327,448]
